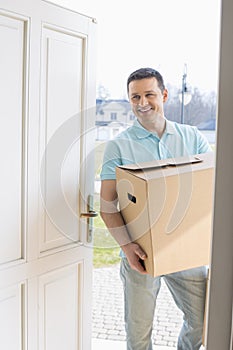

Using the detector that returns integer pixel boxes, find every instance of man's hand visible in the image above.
[100,180,148,274]
[122,242,148,274]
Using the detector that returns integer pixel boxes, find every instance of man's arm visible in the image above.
[196,127,212,153]
[100,179,148,274]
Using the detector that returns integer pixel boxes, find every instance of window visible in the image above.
[110,112,117,121]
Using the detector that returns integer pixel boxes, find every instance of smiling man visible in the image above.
[129,70,168,137]
[100,68,212,350]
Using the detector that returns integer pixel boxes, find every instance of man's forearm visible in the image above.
[100,211,132,247]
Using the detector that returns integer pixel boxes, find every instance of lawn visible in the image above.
[92,195,121,268]
[93,141,121,268]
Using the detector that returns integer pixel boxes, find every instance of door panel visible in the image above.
[0,283,25,349]
[40,25,86,252]
[39,263,82,350]
[0,13,27,264]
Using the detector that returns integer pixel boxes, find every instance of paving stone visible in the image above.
[109,335,126,341]
[105,323,117,330]
[107,329,121,335]
[97,334,108,339]
[155,340,169,346]
[92,327,107,334]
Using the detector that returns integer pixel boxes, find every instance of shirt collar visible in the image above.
[164,119,176,135]
[132,119,152,139]
[133,118,176,139]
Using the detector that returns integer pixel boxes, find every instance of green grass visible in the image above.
[93,247,121,268]
[93,141,121,268]
[92,197,121,268]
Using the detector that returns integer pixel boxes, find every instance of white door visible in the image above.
[0,1,96,349]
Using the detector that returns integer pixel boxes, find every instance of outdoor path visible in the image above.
[92,264,184,349]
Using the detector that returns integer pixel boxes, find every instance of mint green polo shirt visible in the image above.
[100,119,212,180]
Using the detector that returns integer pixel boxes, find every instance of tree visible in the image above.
[164,84,217,126]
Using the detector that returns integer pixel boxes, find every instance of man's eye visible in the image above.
[132,95,140,100]
[146,93,155,97]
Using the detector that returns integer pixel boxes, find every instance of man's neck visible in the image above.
[139,117,166,138]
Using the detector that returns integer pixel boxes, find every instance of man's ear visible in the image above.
[163,89,168,102]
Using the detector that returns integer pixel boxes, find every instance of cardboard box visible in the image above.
[116,152,214,277]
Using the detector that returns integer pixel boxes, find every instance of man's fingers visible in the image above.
[131,259,147,274]
[135,247,147,260]
[122,242,148,274]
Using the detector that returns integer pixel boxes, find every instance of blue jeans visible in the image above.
[120,258,207,350]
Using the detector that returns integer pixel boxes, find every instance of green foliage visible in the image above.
[93,195,121,268]
[93,247,121,268]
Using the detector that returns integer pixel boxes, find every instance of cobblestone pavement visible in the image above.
[92,264,184,349]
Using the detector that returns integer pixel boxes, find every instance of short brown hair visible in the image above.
[127,68,165,93]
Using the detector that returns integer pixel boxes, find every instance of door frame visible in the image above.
[206,0,233,348]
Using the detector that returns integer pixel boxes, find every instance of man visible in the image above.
[100,68,211,350]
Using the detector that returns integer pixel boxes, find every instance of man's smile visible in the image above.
[137,106,152,113]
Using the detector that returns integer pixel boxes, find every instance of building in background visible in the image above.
[96,99,134,140]
[95,98,216,144]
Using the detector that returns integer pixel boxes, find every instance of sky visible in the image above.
[52,0,221,98]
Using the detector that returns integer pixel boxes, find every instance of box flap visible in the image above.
[118,155,202,171]
[167,156,202,166]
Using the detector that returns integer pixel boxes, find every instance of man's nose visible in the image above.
[139,95,148,106]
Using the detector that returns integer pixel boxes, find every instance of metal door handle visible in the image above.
[80,195,98,243]
[80,211,98,218]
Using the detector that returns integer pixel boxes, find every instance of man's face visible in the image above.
[128,77,168,124]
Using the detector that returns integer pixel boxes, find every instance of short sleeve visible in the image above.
[195,127,212,154]
[100,140,122,180]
